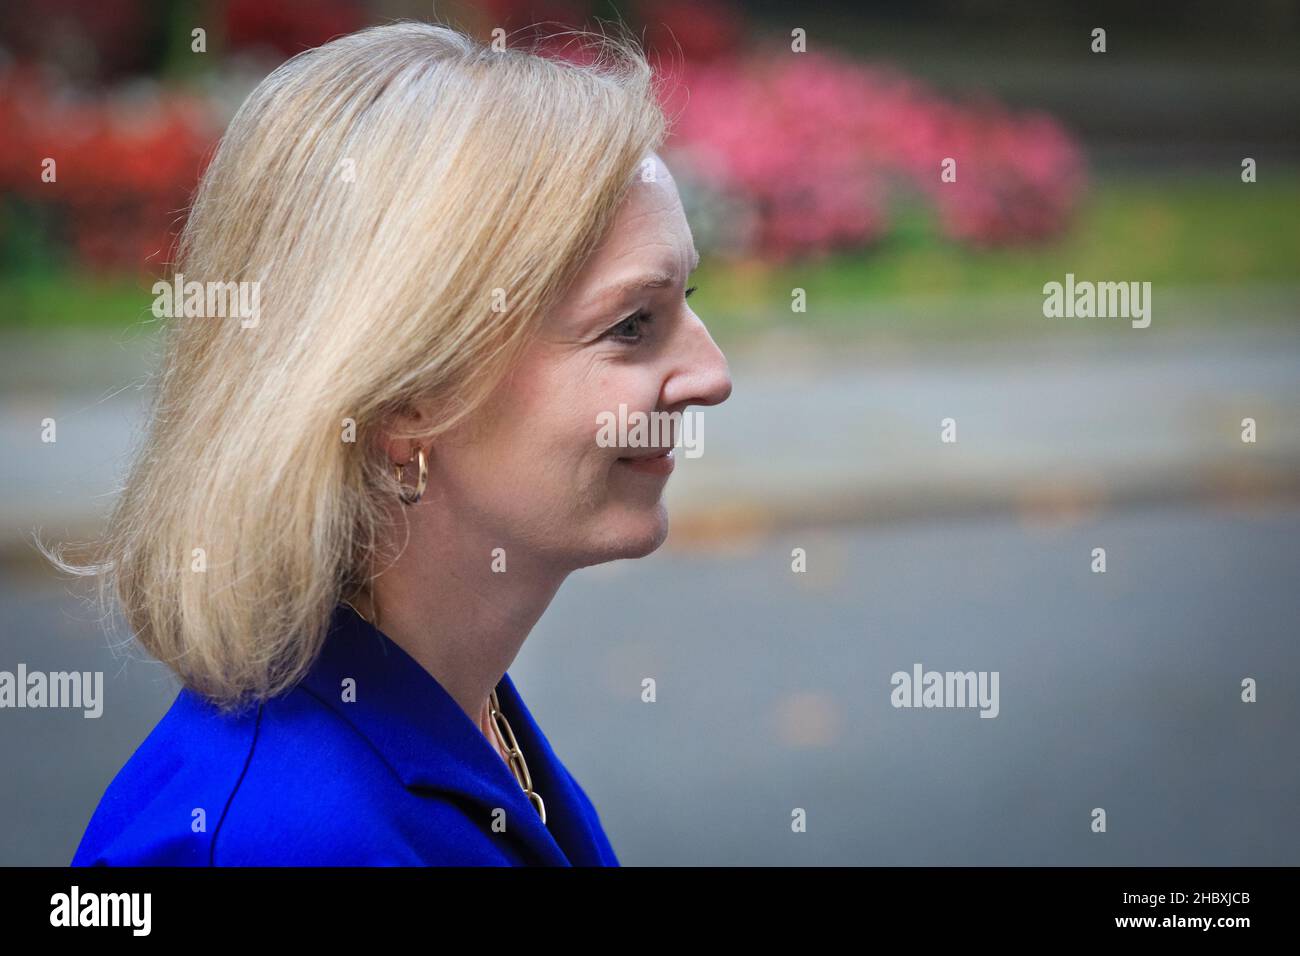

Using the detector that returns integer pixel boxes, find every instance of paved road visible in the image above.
[4,501,1297,865]
[4,325,1299,552]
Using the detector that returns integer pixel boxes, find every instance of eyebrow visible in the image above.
[589,248,701,307]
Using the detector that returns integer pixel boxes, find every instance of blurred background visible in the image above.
[1,0,1296,865]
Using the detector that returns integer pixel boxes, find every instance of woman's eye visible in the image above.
[604,287,694,344]
[606,309,652,343]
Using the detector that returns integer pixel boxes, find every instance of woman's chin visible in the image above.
[577,504,669,567]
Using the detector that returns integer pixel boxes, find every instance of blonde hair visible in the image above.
[42,20,669,714]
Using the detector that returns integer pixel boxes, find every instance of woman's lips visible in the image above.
[616,448,675,476]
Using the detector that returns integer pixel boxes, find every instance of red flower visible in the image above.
[0,67,218,273]
[657,44,1087,260]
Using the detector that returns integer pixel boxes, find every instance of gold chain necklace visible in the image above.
[343,596,546,826]
[488,686,547,825]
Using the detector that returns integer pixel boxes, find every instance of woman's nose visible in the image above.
[663,310,733,410]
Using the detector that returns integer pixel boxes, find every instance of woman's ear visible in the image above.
[377,397,438,464]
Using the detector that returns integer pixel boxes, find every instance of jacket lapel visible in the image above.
[493,670,614,866]
[299,604,569,865]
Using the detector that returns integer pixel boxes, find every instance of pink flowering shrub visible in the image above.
[657,42,1087,262]
[1,0,1086,274]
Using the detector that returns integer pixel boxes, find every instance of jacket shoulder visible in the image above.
[71,687,260,865]
[209,689,512,865]
[73,682,522,866]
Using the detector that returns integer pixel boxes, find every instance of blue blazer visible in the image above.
[71,603,620,866]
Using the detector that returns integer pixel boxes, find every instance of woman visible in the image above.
[57,20,731,865]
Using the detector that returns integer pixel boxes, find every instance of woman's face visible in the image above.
[425,152,732,570]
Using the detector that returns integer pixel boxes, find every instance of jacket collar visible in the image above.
[297,603,604,865]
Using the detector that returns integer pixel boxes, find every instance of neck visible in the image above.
[365,497,570,743]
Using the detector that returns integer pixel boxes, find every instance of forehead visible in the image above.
[576,157,692,280]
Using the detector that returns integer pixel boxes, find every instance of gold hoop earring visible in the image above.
[394,446,427,505]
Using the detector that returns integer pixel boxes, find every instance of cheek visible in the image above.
[476,356,602,481]
[523,359,616,456]
[575,367,658,460]
[471,352,665,491]
[583,364,663,421]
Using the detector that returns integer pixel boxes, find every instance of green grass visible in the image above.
[2,173,1297,342]
[0,270,158,330]
[691,172,1300,342]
